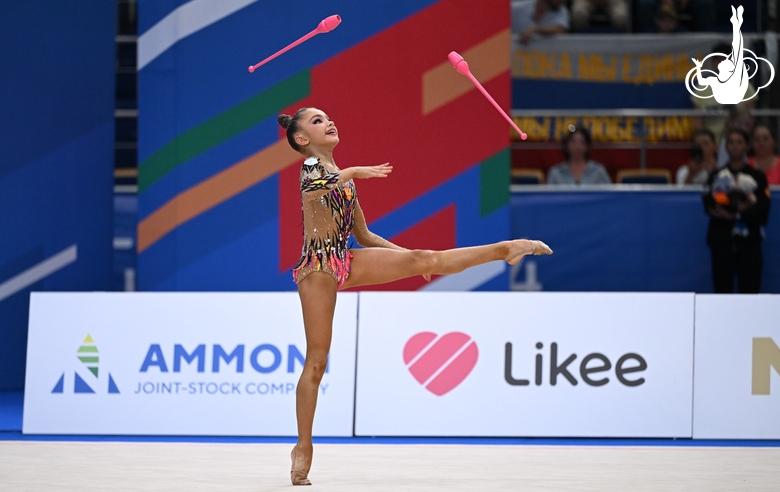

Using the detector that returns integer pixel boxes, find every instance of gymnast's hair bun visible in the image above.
[278,114,292,129]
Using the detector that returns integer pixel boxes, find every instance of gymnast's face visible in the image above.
[294,108,338,152]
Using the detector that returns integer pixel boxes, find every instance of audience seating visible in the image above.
[616,168,672,184]
[511,168,546,185]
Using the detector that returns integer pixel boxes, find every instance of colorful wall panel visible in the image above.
[137,0,512,292]
[0,1,116,390]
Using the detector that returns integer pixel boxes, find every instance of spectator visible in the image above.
[547,126,611,185]
[648,3,688,33]
[715,106,755,167]
[639,0,716,32]
[702,128,770,293]
[512,0,570,44]
[749,125,780,185]
[676,129,718,185]
[571,0,628,31]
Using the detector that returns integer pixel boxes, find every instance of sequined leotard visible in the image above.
[292,156,357,288]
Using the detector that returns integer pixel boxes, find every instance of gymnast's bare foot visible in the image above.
[291,444,312,486]
[505,239,552,265]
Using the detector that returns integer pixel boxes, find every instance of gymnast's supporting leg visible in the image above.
[341,239,550,289]
[292,271,338,485]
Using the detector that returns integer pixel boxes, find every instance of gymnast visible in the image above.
[278,107,552,485]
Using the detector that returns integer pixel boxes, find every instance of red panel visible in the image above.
[280,0,509,272]
[344,204,456,292]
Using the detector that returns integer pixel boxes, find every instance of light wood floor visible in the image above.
[1,441,778,491]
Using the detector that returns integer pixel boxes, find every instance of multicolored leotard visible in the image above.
[292,156,357,288]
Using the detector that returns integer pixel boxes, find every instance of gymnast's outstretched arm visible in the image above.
[352,200,404,250]
[300,162,393,200]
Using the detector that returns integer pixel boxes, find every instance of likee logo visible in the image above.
[51,334,120,394]
[403,332,478,396]
[686,5,774,104]
[752,337,780,395]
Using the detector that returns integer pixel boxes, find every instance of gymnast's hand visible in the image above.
[343,163,393,180]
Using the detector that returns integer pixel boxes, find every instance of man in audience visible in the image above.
[571,0,628,32]
[639,0,716,32]
[648,3,688,33]
[512,0,570,44]
[677,129,718,185]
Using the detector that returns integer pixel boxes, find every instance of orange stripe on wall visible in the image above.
[137,140,300,253]
[421,29,510,115]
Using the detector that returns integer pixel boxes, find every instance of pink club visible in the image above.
[448,51,527,140]
[249,15,342,73]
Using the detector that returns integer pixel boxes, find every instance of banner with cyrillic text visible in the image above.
[512,34,737,111]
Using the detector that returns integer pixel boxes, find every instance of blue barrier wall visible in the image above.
[511,189,780,293]
[0,1,116,390]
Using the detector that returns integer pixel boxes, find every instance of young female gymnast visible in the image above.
[279,107,552,485]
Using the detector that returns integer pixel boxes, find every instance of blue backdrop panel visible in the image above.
[511,190,780,293]
[0,2,116,390]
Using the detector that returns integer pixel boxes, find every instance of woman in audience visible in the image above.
[749,125,780,185]
[547,126,611,185]
[703,128,770,293]
[676,129,717,185]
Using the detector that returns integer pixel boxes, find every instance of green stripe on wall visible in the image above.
[78,356,99,363]
[139,69,311,192]
[480,148,510,217]
[77,346,98,353]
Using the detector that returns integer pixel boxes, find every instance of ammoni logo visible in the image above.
[51,334,120,394]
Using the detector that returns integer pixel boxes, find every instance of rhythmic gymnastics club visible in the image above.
[448,52,527,140]
[248,15,341,73]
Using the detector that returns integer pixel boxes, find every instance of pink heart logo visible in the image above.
[403,332,478,396]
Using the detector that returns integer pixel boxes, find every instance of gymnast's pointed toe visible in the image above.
[532,240,553,256]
